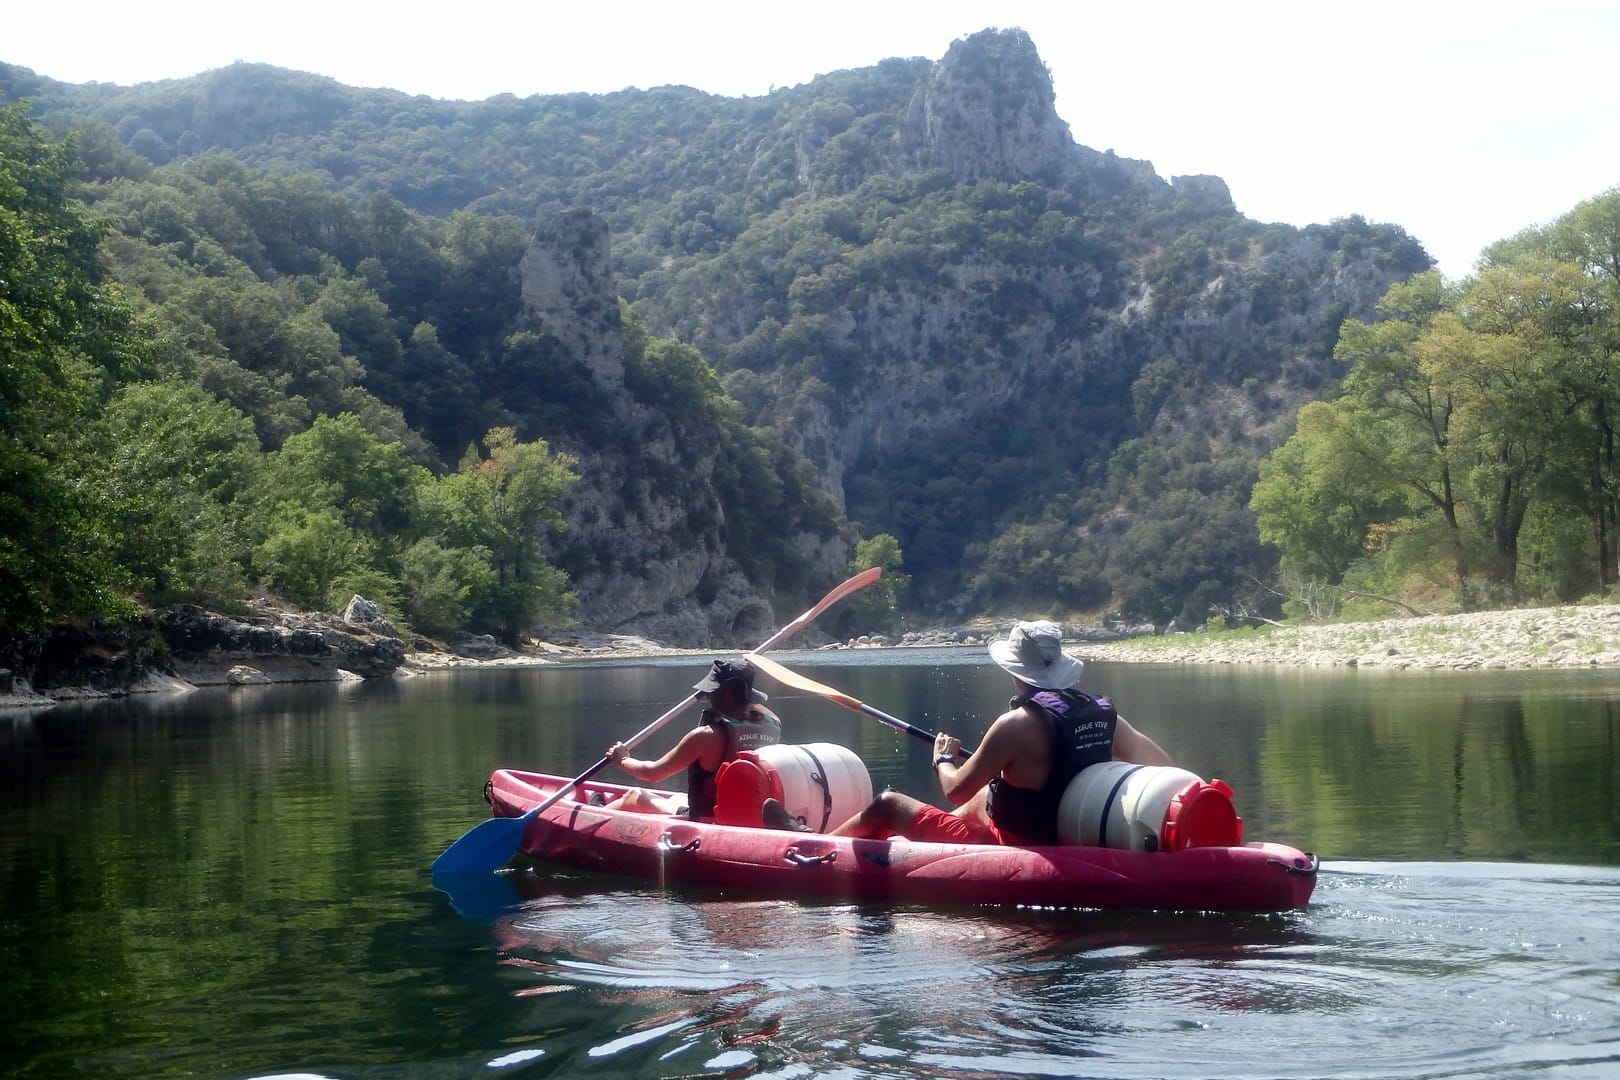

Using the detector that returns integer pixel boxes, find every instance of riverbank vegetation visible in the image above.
[1,103,582,641]
[1251,196,1620,622]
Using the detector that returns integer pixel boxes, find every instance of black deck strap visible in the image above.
[798,745,835,831]
[1096,765,1145,847]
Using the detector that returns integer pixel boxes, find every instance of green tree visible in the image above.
[260,412,425,540]
[0,103,132,632]
[255,507,370,610]
[252,413,428,608]
[1259,244,1620,610]
[1250,400,1398,583]
[836,534,909,635]
[1488,190,1620,593]
[1436,264,1576,592]
[91,379,261,604]
[396,537,496,640]
[458,427,579,643]
[1327,272,1475,588]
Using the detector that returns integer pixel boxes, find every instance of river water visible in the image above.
[2,648,1617,1079]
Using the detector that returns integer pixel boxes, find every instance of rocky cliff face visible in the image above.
[737,225,1395,517]
[898,29,1075,184]
[519,209,625,387]
[13,28,1427,631]
[627,28,1425,612]
[518,210,843,646]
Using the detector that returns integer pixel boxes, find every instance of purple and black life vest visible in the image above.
[987,688,1118,844]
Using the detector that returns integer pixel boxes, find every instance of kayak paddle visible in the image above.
[431,566,881,874]
[745,652,949,748]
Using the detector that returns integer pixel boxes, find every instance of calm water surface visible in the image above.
[2,649,1617,1079]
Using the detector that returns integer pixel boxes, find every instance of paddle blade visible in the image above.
[746,652,862,710]
[430,811,531,874]
[747,652,941,745]
[776,566,880,637]
[432,868,522,923]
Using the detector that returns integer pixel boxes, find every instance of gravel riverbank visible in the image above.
[410,603,1620,673]
[10,604,1619,712]
[1065,604,1620,671]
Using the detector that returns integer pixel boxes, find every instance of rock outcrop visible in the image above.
[898,28,1075,184]
[0,597,409,708]
[519,208,626,386]
[159,601,407,684]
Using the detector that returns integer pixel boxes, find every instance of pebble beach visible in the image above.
[1066,604,1620,671]
[411,604,1620,673]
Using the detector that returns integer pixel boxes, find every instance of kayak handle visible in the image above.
[1269,853,1319,876]
[657,834,701,854]
[784,847,838,868]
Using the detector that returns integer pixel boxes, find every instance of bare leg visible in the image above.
[953,785,990,825]
[827,790,932,839]
[603,788,683,815]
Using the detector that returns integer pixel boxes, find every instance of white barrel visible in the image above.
[1056,761,1242,851]
[712,742,873,831]
[754,743,873,833]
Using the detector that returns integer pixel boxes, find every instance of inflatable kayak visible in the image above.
[480,765,1319,912]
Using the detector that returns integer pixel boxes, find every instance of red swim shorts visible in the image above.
[907,804,1003,844]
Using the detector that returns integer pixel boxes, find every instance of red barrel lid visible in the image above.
[1161,777,1243,850]
[712,752,781,827]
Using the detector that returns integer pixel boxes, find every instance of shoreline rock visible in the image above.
[0,597,410,710]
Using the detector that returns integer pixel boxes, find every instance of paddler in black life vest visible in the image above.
[602,657,782,819]
[766,621,1170,844]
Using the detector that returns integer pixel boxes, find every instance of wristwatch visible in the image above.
[933,753,956,767]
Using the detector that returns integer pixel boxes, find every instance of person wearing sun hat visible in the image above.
[601,657,782,819]
[767,621,1171,844]
[965,620,1170,841]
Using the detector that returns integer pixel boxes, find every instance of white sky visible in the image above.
[11,1,1620,280]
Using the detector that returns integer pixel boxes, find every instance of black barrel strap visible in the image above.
[1096,765,1145,847]
[798,745,835,831]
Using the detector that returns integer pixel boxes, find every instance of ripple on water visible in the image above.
[457,862,1620,1079]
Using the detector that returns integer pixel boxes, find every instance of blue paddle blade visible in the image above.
[431,810,533,874]
[432,868,523,922]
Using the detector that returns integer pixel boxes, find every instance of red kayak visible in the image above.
[483,768,1319,912]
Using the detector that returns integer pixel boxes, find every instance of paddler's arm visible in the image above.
[606,726,717,782]
[1112,715,1173,766]
[931,711,1015,806]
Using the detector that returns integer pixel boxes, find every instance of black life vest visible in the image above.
[986,688,1118,844]
[685,705,781,820]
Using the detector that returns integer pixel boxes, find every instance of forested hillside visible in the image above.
[4,27,1451,646]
